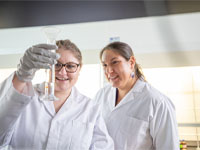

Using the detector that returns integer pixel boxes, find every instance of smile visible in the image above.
[109,75,118,80]
[56,77,69,81]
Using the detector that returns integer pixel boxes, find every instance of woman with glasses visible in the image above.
[0,40,114,150]
[93,41,179,150]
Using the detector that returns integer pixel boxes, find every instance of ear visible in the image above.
[129,56,136,70]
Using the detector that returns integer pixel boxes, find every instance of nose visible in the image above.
[105,65,114,74]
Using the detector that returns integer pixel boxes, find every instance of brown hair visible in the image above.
[100,41,146,81]
[56,39,82,66]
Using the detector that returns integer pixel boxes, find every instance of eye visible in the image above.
[55,63,61,67]
[55,63,62,71]
[66,64,76,69]
[111,61,119,65]
[102,63,107,68]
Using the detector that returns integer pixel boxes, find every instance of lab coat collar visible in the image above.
[54,87,77,117]
[131,78,146,93]
[35,83,77,118]
[111,78,146,110]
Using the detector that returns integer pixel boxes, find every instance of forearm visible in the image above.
[12,73,27,94]
[0,74,33,146]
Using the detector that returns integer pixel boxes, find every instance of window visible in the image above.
[76,64,102,98]
[143,66,200,141]
[0,68,16,83]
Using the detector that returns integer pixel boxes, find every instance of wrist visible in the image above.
[12,73,28,93]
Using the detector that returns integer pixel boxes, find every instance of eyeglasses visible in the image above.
[55,62,80,73]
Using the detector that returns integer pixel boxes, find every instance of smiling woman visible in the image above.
[0,39,114,150]
[93,41,180,150]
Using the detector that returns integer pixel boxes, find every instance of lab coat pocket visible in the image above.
[70,120,94,150]
[117,115,149,149]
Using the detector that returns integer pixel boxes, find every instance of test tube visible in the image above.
[41,27,60,101]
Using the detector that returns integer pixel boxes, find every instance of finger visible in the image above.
[29,53,57,65]
[29,47,60,60]
[31,61,51,69]
[23,52,56,70]
[22,55,52,70]
[33,44,57,50]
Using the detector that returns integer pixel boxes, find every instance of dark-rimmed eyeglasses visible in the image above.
[55,62,80,73]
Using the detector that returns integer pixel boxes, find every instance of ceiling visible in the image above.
[0,1,200,29]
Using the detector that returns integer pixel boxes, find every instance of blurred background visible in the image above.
[0,1,200,149]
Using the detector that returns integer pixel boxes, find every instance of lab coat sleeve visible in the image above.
[0,72,34,147]
[92,88,104,109]
[89,107,114,150]
[150,97,180,150]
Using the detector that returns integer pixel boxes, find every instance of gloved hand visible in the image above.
[16,44,60,82]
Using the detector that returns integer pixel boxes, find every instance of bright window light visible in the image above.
[0,68,16,83]
[76,64,102,98]
[143,66,200,141]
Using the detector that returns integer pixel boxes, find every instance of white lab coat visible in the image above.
[94,79,179,150]
[0,73,114,150]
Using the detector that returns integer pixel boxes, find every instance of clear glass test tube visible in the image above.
[41,27,60,101]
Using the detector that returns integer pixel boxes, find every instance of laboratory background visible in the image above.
[0,1,200,150]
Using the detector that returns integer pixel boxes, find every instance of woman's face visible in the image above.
[101,49,135,89]
[54,48,81,93]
